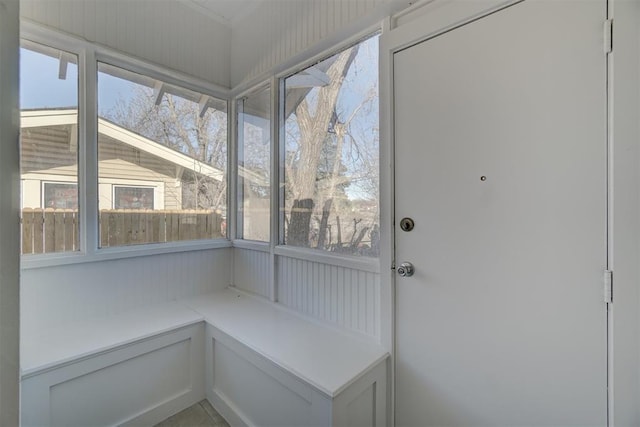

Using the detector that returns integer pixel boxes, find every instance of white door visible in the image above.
[394,1,608,425]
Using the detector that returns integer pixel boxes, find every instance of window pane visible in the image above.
[97,63,228,247]
[237,86,271,242]
[283,35,380,256]
[20,42,79,255]
[114,187,154,209]
[43,183,78,209]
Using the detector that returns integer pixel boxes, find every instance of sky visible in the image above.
[20,48,78,109]
[20,47,134,113]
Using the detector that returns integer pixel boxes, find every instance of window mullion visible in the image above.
[235,98,245,241]
[277,78,287,248]
[270,78,280,302]
[81,48,99,255]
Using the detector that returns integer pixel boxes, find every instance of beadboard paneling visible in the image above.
[21,248,231,338]
[20,0,231,88]
[230,0,410,87]
[277,256,379,338]
[233,248,271,298]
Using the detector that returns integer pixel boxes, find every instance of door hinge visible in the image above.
[604,270,613,303]
[604,19,613,54]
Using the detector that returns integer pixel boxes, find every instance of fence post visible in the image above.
[21,208,33,254]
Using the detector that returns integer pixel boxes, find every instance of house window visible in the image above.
[282,34,380,256]
[237,86,271,242]
[20,41,79,254]
[113,186,154,210]
[43,182,78,209]
[97,63,228,247]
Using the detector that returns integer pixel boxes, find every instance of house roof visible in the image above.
[21,108,269,186]
[21,109,255,184]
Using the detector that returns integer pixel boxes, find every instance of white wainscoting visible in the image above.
[233,247,271,298]
[20,0,231,87]
[21,248,231,340]
[277,256,380,339]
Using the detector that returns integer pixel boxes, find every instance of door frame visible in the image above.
[605,0,640,425]
[376,0,637,425]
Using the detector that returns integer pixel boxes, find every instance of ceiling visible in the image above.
[180,0,264,26]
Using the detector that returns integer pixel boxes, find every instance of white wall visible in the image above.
[0,0,20,423]
[233,248,271,298]
[230,0,411,88]
[233,248,381,339]
[21,248,231,339]
[20,0,231,88]
[277,256,380,338]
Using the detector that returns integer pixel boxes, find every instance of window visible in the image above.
[282,35,380,256]
[237,86,271,242]
[20,41,79,254]
[113,186,154,210]
[97,63,228,247]
[20,28,381,263]
[43,182,78,209]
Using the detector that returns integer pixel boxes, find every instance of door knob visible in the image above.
[397,262,415,277]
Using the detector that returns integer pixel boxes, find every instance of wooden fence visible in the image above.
[21,208,223,254]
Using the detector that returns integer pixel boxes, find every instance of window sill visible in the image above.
[20,239,233,270]
[273,246,380,273]
[232,239,270,252]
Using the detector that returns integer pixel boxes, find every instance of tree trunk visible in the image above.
[288,198,314,247]
[292,46,359,200]
[316,199,333,249]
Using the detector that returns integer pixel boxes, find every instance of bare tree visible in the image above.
[102,36,380,255]
[105,88,228,212]
[288,46,359,200]
[285,37,380,255]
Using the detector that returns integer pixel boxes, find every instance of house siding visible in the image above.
[21,125,182,209]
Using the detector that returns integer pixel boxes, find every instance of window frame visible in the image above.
[19,37,82,258]
[231,30,381,273]
[96,60,230,248]
[276,32,382,264]
[21,21,380,272]
[235,83,272,243]
[20,22,232,270]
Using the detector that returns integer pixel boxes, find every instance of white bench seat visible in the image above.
[21,302,204,378]
[183,288,388,398]
[21,288,388,427]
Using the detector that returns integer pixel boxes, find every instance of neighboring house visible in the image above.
[20,108,224,211]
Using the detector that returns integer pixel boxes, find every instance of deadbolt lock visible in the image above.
[400,217,415,232]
